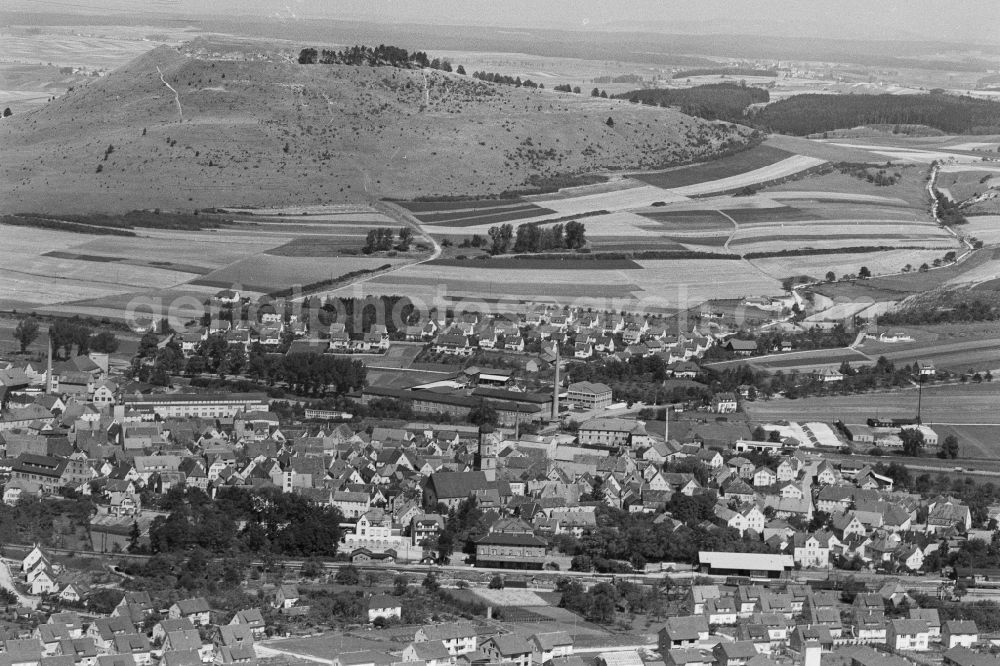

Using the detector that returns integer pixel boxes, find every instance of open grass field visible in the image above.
[636,209,734,232]
[873,338,1000,372]
[634,144,794,188]
[961,215,1000,245]
[749,249,951,283]
[930,424,1000,459]
[645,154,828,197]
[745,383,1000,425]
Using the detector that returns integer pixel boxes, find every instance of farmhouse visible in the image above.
[726,339,758,356]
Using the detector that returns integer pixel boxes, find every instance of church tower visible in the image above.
[475,424,497,482]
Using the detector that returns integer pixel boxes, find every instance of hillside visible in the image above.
[0,41,754,214]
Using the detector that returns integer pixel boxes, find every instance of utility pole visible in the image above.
[917,377,923,424]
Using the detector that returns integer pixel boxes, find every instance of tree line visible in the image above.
[14,316,119,357]
[471,71,541,89]
[297,45,453,71]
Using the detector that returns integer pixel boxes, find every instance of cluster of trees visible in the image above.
[133,329,367,395]
[593,74,642,84]
[880,299,998,325]
[569,353,713,406]
[934,190,969,226]
[838,164,901,186]
[297,45,453,71]
[486,221,586,254]
[558,578,667,624]
[147,487,345,557]
[42,318,119,358]
[553,84,582,94]
[752,92,1000,136]
[363,227,413,253]
[0,495,94,547]
[551,502,775,568]
[616,83,770,123]
[471,71,540,88]
[590,88,610,98]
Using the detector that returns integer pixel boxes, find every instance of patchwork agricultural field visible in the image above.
[337,257,783,308]
[0,204,426,321]
[383,134,964,309]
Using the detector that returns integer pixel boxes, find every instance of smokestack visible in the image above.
[46,333,54,395]
[552,354,560,420]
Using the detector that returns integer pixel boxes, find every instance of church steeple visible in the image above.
[475,424,497,481]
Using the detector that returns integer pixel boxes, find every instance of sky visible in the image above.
[11,0,1000,44]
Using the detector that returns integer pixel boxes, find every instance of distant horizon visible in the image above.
[6,0,1000,47]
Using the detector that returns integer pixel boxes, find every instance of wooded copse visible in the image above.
[486,221,586,254]
[616,83,769,123]
[751,92,1000,135]
[297,45,455,72]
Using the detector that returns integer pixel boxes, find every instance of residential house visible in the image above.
[168,599,211,626]
[659,616,710,650]
[887,619,930,652]
[482,635,533,666]
[943,621,979,649]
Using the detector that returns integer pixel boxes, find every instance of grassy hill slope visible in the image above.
[0,41,755,214]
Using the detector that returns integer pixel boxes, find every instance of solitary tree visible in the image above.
[942,434,960,459]
[900,428,925,457]
[858,266,872,279]
[825,271,836,282]
[456,65,466,75]
[2,108,11,117]
[14,317,39,353]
